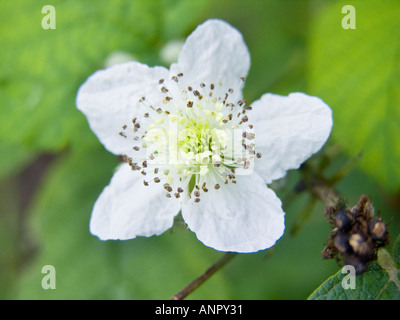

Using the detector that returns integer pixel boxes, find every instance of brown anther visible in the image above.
[133,146,140,151]
[194,198,200,203]
[187,100,193,108]
[246,133,255,140]
[177,187,184,193]
[154,177,161,183]
[214,184,220,190]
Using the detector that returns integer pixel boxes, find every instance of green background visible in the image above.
[0,0,399,299]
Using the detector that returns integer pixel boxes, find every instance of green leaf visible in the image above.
[392,233,400,271]
[308,250,400,300]
[308,0,400,193]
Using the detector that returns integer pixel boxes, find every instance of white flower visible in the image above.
[76,19,333,253]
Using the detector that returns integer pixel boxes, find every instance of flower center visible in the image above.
[119,73,261,202]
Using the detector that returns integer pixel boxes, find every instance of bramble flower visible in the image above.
[76,19,332,253]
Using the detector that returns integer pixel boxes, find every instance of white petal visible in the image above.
[251,92,333,184]
[90,164,180,240]
[76,61,169,156]
[170,19,250,94]
[181,173,285,253]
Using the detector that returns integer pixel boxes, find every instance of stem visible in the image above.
[172,252,237,300]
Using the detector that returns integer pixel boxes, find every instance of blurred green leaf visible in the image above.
[309,0,400,193]
[0,142,35,180]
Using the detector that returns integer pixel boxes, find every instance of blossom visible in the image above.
[76,19,332,253]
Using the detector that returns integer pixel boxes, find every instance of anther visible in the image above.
[154,177,161,183]
[187,100,193,108]
[214,184,220,190]
[245,133,255,140]
[194,198,200,203]
[161,87,169,93]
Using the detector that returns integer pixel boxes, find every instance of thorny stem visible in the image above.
[172,252,237,300]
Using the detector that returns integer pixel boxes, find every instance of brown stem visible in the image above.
[310,180,341,208]
[172,252,237,300]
